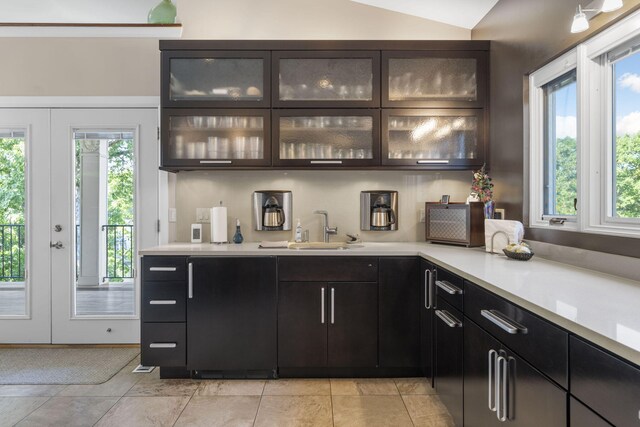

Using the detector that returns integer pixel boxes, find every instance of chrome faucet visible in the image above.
[313,210,338,242]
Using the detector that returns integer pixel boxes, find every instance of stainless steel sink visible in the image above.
[288,242,350,250]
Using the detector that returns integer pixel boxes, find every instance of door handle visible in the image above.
[50,241,64,249]
[330,287,335,324]
[435,309,462,328]
[424,269,430,309]
[481,309,528,334]
[149,300,177,305]
[496,355,508,422]
[435,280,463,295]
[488,349,497,412]
[429,269,436,309]
[321,287,325,324]
[149,343,177,349]
[149,266,177,272]
[188,262,193,299]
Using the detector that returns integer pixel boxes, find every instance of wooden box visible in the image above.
[425,202,485,247]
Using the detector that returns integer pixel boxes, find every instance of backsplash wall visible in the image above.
[171,170,472,243]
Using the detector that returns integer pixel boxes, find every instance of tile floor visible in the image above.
[0,356,454,427]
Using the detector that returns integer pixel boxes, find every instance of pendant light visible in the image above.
[601,0,623,12]
[571,5,590,33]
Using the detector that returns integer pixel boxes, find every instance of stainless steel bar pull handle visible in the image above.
[435,310,462,328]
[149,343,177,349]
[481,309,528,334]
[330,287,335,324]
[497,355,508,422]
[435,280,463,295]
[424,269,431,309]
[310,160,343,164]
[149,267,177,272]
[488,349,497,411]
[199,160,232,164]
[417,160,449,164]
[321,288,325,324]
[149,300,177,305]
[188,263,193,299]
[429,269,435,310]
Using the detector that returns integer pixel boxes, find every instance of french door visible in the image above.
[0,107,159,343]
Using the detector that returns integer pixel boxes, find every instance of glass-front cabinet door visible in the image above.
[162,51,270,108]
[161,109,271,168]
[382,109,485,168]
[273,51,380,107]
[382,51,487,108]
[273,110,380,167]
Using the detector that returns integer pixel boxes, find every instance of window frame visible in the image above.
[529,9,640,238]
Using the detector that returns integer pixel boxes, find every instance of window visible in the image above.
[543,70,578,219]
[529,10,640,238]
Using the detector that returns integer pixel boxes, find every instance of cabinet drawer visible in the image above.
[141,281,186,322]
[142,256,187,282]
[570,397,612,427]
[570,336,640,427]
[434,267,463,311]
[464,282,568,388]
[278,257,378,282]
[141,322,186,367]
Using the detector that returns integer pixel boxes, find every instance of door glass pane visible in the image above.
[0,129,26,316]
[279,116,373,159]
[279,58,373,101]
[169,115,264,160]
[388,57,477,101]
[612,49,640,218]
[387,115,478,160]
[74,130,135,316]
[170,58,264,101]
[543,70,577,217]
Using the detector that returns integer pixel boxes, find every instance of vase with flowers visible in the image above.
[471,163,495,219]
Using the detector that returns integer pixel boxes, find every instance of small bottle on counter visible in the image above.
[232,218,244,244]
[295,219,303,243]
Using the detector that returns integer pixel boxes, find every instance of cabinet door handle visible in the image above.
[429,269,436,310]
[149,267,177,272]
[435,280,463,295]
[149,343,177,349]
[497,355,508,422]
[417,160,449,164]
[435,309,462,328]
[424,269,430,309]
[330,287,335,324]
[488,349,497,412]
[321,287,325,324]
[481,309,528,334]
[199,160,232,164]
[310,160,343,164]
[149,300,177,305]
[188,262,193,299]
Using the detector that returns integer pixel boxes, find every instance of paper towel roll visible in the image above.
[211,206,228,243]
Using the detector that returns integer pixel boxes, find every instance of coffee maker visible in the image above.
[360,191,398,231]
[253,191,292,231]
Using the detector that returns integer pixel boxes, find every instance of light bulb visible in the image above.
[601,0,623,12]
[571,6,589,33]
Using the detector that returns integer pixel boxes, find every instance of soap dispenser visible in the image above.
[233,219,244,244]
[294,219,303,243]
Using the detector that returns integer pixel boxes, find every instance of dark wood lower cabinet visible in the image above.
[278,282,327,368]
[464,319,567,427]
[420,259,435,384]
[278,281,378,369]
[378,257,420,368]
[434,299,463,427]
[186,257,277,373]
[570,397,612,427]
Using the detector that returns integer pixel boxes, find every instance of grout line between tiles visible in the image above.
[171,391,195,427]
[10,394,52,426]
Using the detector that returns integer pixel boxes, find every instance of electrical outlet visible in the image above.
[168,208,177,223]
[196,208,210,223]
[419,208,425,223]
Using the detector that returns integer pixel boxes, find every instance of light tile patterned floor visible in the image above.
[1,357,454,427]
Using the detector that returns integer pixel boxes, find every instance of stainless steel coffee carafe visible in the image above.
[253,191,292,231]
[263,203,285,228]
[360,191,398,231]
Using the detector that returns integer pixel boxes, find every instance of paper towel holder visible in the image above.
[253,191,292,231]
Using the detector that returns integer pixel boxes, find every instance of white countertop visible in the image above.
[140,242,640,366]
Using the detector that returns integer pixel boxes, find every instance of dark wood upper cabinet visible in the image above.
[161,50,271,108]
[272,51,380,108]
[381,108,486,169]
[382,50,488,108]
[161,108,271,169]
[272,109,380,167]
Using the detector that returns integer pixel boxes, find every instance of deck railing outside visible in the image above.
[0,224,25,281]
